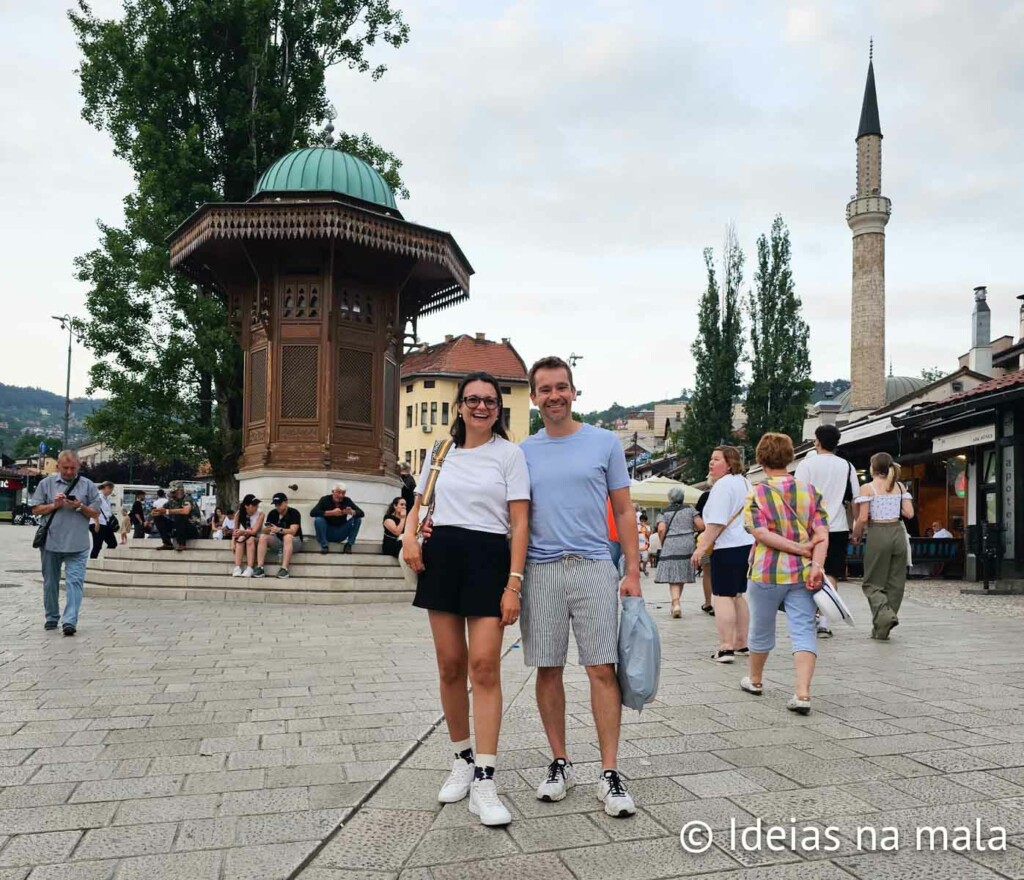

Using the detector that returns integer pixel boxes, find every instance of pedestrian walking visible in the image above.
[403,372,530,827]
[740,433,828,715]
[794,424,860,637]
[29,450,101,636]
[693,482,715,615]
[852,452,914,640]
[89,480,118,559]
[129,491,146,539]
[691,446,753,663]
[654,487,697,618]
[520,356,640,818]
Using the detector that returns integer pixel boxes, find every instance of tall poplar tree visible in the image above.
[744,216,813,450]
[680,226,744,482]
[70,0,409,508]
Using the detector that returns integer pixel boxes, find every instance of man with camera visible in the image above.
[29,450,101,636]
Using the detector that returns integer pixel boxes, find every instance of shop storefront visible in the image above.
[0,473,26,523]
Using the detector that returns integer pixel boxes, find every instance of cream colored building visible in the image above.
[399,333,531,474]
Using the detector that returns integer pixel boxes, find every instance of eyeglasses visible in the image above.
[460,395,500,411]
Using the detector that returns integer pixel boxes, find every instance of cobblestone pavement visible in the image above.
[2,527,1024,879]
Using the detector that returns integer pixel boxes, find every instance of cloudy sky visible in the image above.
[3,0,1023,410]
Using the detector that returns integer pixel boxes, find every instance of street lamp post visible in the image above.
[50,315,77,449]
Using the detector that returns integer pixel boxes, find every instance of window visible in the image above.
[430,402,438,425]
[420,448,427,470]
[405,450,412,468]
[421,402,428,426]
[502,408,511,431]
[500,386,512,394]
[424,380,436,389]
[406,384,413,393]
[406,405,413,429]
[441,402,449,425]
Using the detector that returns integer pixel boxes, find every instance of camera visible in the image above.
[66,494,77,502]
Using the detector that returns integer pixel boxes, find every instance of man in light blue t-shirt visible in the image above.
[519,356,640,819]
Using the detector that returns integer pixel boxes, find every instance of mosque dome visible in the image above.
[834,375,928,412]
[253,148,397,211]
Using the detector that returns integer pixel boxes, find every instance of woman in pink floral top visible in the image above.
[740,433,829,715]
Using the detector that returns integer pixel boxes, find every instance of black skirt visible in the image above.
[413,526,510,618]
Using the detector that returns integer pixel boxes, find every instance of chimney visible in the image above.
[968,286,993,375]
[815,393,842,428]
[501,337,510,344]
[475,332,486,341]
[444,334,454,343]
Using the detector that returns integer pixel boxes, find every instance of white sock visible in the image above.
[451,737,472,755]
[476,753,496,770]
[818,612,830,630]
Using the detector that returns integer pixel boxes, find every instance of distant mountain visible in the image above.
[0,383,104,451]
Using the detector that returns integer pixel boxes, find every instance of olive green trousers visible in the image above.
[862,522,907,639]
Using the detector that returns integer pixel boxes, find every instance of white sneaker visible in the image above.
[241,567,253,578]
[787,695,811,715]
[437,757,475,803]
[536,758,574,802]
[469,777,512,826]
[739,676,763,695]
[231,566,243,577]
[597,770,636,817]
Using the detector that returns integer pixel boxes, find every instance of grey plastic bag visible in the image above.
[617,596,661,712]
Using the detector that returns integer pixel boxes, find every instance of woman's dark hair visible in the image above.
[384,496,404,518]
[450,371,509,446]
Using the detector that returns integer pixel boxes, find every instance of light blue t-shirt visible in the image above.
[521,424,630,563]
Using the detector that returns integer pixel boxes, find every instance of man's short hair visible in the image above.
[528,356,575,394]
[134,491,145,499]
[57,450,79,464]
[399,463,410,473]
[332,483,347,493]
[98,480,114,489]
[814,424,842,452]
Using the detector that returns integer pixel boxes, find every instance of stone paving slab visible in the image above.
[5,528,1024,878]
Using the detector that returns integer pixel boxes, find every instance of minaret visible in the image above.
[846,43,891,413]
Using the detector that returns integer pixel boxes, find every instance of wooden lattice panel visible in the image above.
[384,358,397,435]
[338,288,375,325]
[336,347,373,425]
[249,348,267,424]
[282,281,321,320]
[280,345,319,420]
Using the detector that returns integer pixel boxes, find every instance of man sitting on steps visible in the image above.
[253,492,303,578]
[310,484,364,554]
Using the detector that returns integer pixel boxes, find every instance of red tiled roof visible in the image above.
[935,368,1024,405]
[401,335,528,383]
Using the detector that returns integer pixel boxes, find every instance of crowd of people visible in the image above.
[26,356,918,834]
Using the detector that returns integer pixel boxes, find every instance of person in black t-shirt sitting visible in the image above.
[310,483,364,554]
[381,497,407,558]
[254,492,304,578]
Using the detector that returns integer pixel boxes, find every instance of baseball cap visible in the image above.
[271,492,288,505]
[97,480,115,489]
[241,494,260,506]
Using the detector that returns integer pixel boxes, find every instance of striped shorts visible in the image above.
[521,557,620,668]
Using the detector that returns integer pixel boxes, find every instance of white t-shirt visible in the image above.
[417,436,530,535]
[933,528,952,538]
[152,498,168,510]
[702,473,753,549]
[794,451,859,533]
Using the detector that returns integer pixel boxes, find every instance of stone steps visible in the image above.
[83,537,412,605]
[127,537,383,554]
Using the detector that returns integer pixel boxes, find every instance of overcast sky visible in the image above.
[3,0,1023,410]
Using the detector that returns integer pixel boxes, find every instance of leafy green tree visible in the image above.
[70,0,410,508]
[920,366,946,382]
[680,227,744,482]
[12,434,64,460]
[744,216,813,450]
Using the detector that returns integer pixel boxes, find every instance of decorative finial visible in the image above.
[869,38,873,63]
[889,360,894,377]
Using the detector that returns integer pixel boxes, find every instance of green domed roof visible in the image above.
[254,148,396,210]
[835,375,928,412]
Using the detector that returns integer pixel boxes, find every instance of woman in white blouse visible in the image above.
[403,372,530,828]
[852,452,914,640]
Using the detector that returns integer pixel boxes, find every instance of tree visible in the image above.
[679,227,744,482]
[70,0,410,509]
[744,216,813,450]
[920,366,947,383]
[12,434,64,460]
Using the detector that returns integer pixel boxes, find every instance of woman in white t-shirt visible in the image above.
[691,446,754,663]
[402,372,530,828]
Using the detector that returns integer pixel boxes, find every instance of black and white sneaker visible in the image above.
[251,566,266,578]
[597,769,636,817]
[536,758,574,802]
[711,649,735,663]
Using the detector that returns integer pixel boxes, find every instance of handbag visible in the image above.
[32,475,81,550]
[812,575,854,625]
[399,438,455,587]
[696,504,744,557]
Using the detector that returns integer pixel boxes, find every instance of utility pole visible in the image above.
[631,431,638,479]
[51,315,78,449]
